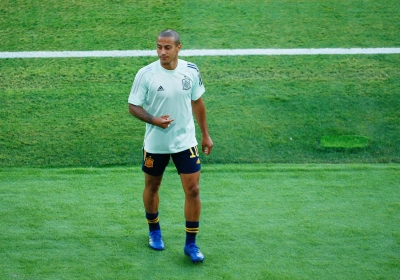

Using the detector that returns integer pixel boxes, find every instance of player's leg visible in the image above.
[143,173,163,215]
[180,171,201,222]
[143,173,164,250]
[172,147,204,263]
[142,150,169,250]
[180,171,204,263]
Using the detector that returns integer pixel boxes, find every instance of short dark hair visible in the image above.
[158,29,181,45]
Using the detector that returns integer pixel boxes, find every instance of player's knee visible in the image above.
[145,183,160,194]
[145,174,162,193]
[185,184,200,198]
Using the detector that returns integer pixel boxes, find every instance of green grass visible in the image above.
[1,1,400,278]
[1,0,399,51]
[1,1,399,167]
[1,55,399,167]
[0,164,399,279]
[320,135,370,149]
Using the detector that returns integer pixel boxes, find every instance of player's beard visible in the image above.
[160,56,170,64]
[159,55,178,69]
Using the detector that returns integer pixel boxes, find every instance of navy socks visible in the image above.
[185,221,199,245]
[146,214,200,245]
[146,212,160,232]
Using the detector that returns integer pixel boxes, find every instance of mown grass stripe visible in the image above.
[1,48,400,59]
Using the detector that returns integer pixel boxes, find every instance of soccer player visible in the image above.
[128,29,213,263]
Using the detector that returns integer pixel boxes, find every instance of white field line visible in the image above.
[1,48,400,59]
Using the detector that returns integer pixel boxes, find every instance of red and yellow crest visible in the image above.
[144,156,154,168]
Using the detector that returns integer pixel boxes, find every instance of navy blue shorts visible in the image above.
[142,146,201,176]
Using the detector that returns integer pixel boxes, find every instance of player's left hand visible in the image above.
[202,135,213,156]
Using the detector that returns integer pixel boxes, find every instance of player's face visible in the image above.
[157,36,181,70]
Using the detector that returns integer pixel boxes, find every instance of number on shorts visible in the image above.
[189,146,199,158]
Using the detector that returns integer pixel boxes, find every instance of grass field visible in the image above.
[1,0,400,279]
[1,54,399,167]
[1,0,400,51]
[1,1,400,167]
[1,164,399,279]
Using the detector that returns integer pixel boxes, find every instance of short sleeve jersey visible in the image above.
[128,59,205,154]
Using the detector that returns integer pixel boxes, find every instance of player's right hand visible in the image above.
[156,114,175,129]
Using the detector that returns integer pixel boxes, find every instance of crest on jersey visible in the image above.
[182,75,191,90]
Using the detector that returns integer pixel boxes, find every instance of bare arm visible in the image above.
[128,103,174,129]
[191,97,213,155]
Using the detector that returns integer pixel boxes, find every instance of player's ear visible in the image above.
[177,44,182,52]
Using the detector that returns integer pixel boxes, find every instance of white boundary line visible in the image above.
[1,48,400,58]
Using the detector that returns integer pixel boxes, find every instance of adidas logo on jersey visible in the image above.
[157,86,165,91]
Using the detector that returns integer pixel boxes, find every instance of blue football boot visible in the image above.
[148,230,164,250]
[184,243,204,263]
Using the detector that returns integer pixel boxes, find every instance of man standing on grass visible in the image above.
[128,29,213,263]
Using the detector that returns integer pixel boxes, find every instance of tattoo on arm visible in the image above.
[137,110,154,125]
[130,104,154,125]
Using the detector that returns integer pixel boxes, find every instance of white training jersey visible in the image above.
[128,59,205,154]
